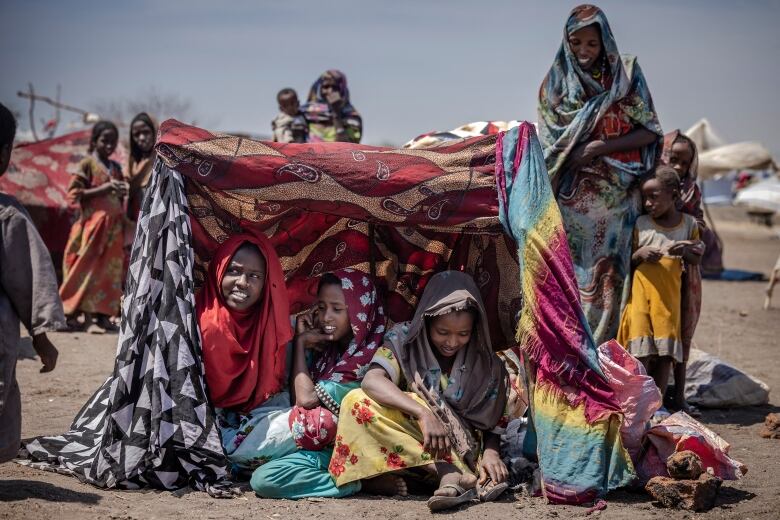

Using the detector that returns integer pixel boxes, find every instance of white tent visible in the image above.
[684,119,778,178]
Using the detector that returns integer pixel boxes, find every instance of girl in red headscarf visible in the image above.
[196,233,296,473]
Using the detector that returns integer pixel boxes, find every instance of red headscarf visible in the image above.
[196,233,292,412]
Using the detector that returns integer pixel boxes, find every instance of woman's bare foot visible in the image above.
[433,463,477,497]
[361,474,408,496]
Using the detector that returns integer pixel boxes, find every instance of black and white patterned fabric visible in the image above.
[19,161,236,496]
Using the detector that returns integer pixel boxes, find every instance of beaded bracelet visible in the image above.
[315,382,340,415]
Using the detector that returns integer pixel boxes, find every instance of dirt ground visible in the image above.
[1,206,779,519]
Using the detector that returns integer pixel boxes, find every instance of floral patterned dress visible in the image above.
[329,346,472,487]
[59,155,126,316]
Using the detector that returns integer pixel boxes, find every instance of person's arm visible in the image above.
[0,205,62,372]
[682,244,704,265]
[478,431,508,485]
[79,182,124,201]
[290,314,332,409]
[568,127,658,168]
[362,364,451,459]
[593,127,658,156]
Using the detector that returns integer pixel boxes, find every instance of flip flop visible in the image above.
[479,479,509,502]
[427,484,477,512]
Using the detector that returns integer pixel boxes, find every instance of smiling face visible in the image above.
[568,24,602,71]
[642,177,677,219]
[668,141,694,180]
[427,310,474,359]
[93,128,118,160]
[220,243,266,311]
[315,282,352,344]
[131,119,155,155]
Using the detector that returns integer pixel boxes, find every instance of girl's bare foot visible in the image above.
[361,474,408,496]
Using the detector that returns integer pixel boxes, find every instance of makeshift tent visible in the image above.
[22,120,634,504]
[0,130,127,277]
[684,119,778,178]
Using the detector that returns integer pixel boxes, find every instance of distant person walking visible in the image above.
[59,120,127,334]
[537,4,663,344]
[301,70,362,143]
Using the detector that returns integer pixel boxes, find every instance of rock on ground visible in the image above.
[666,450,704,480]
[759,413,780,439]
[645,473,723,511]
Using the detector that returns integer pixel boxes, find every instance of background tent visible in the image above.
[684,119,778,178]
[0,130,127,277]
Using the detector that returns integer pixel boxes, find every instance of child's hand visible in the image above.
[634,246,662,263]
[32,333,58,373]
[112,180,129,197]
[294,310,331,351]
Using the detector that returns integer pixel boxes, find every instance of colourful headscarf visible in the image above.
[310,268,386,384]
[300,69,362,131]
[196,233,292,413]
[662,130,704,223]
[538,4,662,180]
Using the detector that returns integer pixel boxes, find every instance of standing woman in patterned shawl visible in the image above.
[301,69,362,143]
[251,269,386,499]
[538,4,663,345]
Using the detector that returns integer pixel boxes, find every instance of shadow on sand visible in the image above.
[0,479,101,504]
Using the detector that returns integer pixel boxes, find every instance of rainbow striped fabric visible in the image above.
[496,124,635,504]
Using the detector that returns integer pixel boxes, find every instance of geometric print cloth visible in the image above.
[19,161,235,496]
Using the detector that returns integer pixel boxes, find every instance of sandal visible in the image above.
[427,484,477,512]
[478,479,509,502]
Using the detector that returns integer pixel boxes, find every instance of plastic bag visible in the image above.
[686,348,770,408]
[597,340,662,461]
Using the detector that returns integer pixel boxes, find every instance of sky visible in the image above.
[2,0,779,155]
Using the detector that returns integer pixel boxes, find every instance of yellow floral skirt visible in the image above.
[329,389,468,486]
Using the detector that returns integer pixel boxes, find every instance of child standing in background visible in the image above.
[272,88,307,143]
[618,166,704,421]
[0,102,62,462]
[662,131,717,416]
[59,121,127,334]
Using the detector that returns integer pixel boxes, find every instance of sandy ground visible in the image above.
[1,206,779,519]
